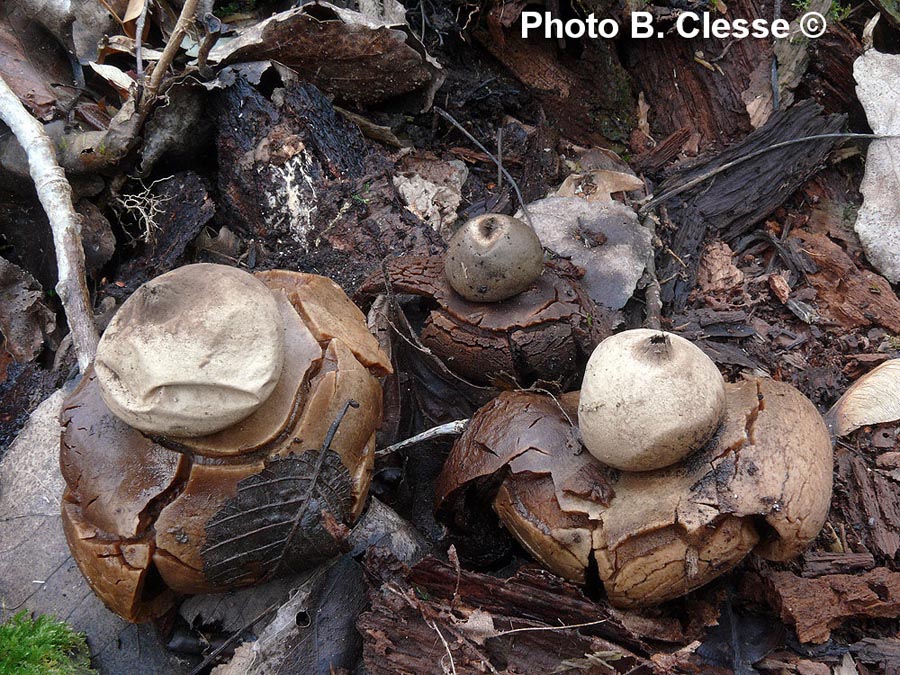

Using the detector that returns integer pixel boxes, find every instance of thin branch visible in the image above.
[376,420,469,458]
[0,74,99,370]
[640,214,662,330]
[427,619,458,675]
[187,600,280,675]
[639,133,900,215]
[135,0,150,80]
[144,0,201,102]
[435,107,533,229]
[494,618,608,638]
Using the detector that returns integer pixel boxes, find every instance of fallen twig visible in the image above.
[144,0,201,102]
[435,107,533,229]
[640,214,662,330]
[0,74,99,370]
[376,420,469,458]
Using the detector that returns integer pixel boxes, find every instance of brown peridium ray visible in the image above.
[357,254,609,389]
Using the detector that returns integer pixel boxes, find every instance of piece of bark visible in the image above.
[653,100,844,309]
[801,552,876,578]
[836,449,900,559]
[850,638,900,670]
[625,0,770,150]
[632,127,692,174]
[214,75,441,290]
[791,230,900,335]
[763,568,900,643]
[104,171,215,300]
[358,551,661,674]
[473,12,634,148]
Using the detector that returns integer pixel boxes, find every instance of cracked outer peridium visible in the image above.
[436,380,833,608]
[356,255,609,386]
[59,270,390,622]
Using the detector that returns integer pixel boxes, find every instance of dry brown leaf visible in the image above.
[825,359,900,437]
[696,242,743,294]
[454,608,497,645]
[555,169,644,203]
[0,257,55,363]
[88,62,135,99]
[207,2,443,111]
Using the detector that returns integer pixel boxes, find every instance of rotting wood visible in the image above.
[801,551,876,578]
[653,100,845,309]
[763,567,900,643]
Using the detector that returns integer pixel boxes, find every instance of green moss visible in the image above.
[214,0,260,17]
[0,612,96,675]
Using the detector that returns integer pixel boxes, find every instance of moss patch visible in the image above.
[0,612,95,675]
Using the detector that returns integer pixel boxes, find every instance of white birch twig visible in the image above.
[0,75,99,370]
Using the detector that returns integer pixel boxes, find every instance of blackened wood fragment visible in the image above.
[654,100,844,309]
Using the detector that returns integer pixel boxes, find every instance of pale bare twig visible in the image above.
[435,107,533,229]
[135,0,150,80]
[427,619,458,675]
[493,618,607,638]
[0,74,99,370]
[375,420,469,458]
[145,0,201,102]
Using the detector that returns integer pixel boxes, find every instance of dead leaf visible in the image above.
[207,2,443,111]
[696,242,743,294]
[520,196,652,311]
[454,608,497,645]
[393,158,468,237]
[201,452,353,586]
[555,169,644,203]
[0,17,71,118]
[88,61,135,99]
[853,48,900,283]
[0,257,55,363]
[825,359,900,437]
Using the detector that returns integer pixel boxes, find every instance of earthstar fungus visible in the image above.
[60,264,391,622]
[358,254,607,388]
[437,337,833,607]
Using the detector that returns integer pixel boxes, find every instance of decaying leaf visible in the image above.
[554,169,644,203]
[697,241,744,295]
[519,196,652,311]
[0,15,71,118]
[202,452,354,587]
[0,256,56,362]
[826,359,900,437]
[207,2,443,111]
[853,48,900,283]
[88,61,135,99]
[392,158,468,237]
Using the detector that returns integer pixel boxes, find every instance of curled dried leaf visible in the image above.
[825,359,900,437]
